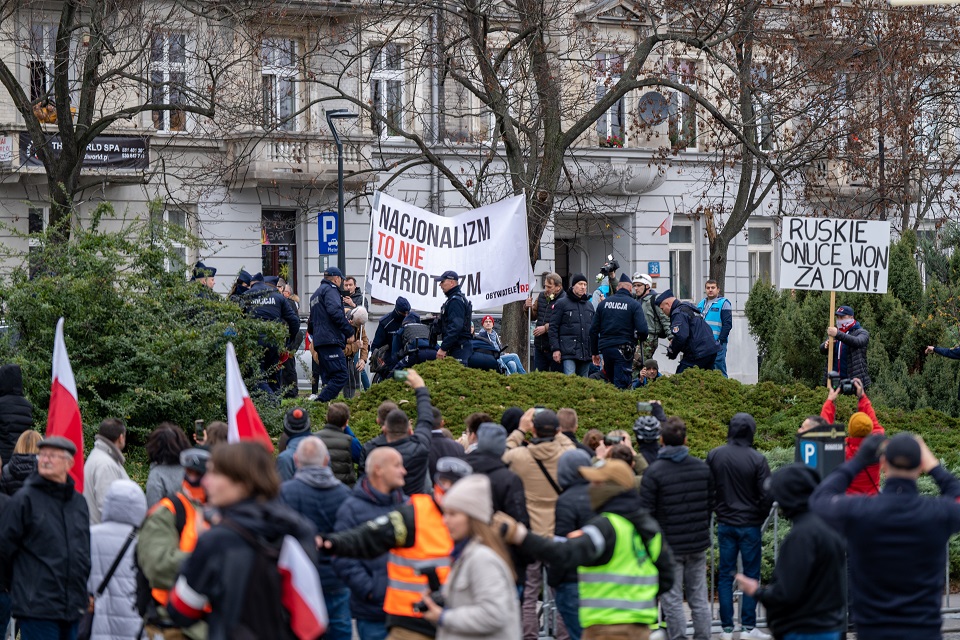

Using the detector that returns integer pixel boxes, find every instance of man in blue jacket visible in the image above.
[243,272,301,393]
[279,436,353,640]
[333,446,407,640]
[434,271,472,364]
[590,273,648,389]
[656,289,720,374]
[696,279,732,377]
[810,433,960,640]
[308,267,356,402]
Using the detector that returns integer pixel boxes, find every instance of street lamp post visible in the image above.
[325,108,358,273]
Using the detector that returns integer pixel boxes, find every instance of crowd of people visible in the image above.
[3,356,960,640]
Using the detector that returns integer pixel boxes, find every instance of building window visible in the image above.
[668,59,697,150]
[669,224,694,300]
[262,39,298,132]
[28,207,47,279]
[150,32,187,132]
[150,206,190,272]
[752,65,775,151]
[595,53,625,146]
[748,226,773,286]
[29,23,56,104]
[262,209,298,286]
[371,43,404,138]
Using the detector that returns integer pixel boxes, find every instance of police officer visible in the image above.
[590,273,647,389]
[244,273,300,393]
[434,270,473,365]
[190,261,219,300]
[228,269,252,305]
[308,267,356,402]
[656,289,720,374]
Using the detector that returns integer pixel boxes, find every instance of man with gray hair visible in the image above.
[526,271,565,372]
[279,436,353,640]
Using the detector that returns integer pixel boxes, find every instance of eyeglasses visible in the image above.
[38,450,69,460]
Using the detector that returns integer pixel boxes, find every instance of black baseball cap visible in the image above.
[883,433,921,470]
[434,270,459,282]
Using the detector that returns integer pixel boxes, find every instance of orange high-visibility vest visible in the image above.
[383,494,454,617]
[148,493,204,607]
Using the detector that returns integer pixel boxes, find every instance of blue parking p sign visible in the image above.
[319,212,339,256]
[800,440,818,468]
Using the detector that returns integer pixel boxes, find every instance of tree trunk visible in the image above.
[501,300,529,371]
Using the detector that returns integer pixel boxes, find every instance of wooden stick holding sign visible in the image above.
[826,290,836,388]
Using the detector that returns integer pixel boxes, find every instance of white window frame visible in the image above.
[595,53,625,147]
[28,23,56,105]
[261,38,300,132]
[752,64,776,152]
[667,59,698,151]
[747,225,774,287]
[370,43,405,139]
[150,32,189,133]
[151,206,191,273]
[668,224,695,300]
[28,206,48,279]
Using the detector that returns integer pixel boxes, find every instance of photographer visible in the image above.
[806,377,885,496]
[820,305,871,388]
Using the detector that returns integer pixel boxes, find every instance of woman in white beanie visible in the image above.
[420,473,522,640]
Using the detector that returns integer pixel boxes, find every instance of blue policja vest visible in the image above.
[696,297,728,341]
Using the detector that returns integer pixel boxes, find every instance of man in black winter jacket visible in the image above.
[0,364,32,465]
[550,448,594,640]
[738,464,846,640]
[640,417,714,640]
[706,413,772,639]
[0,436,91,640]
[549,273,595,377]
[810,433,960,640]
[380,369,434,496]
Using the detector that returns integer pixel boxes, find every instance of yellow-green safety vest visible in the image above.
[577,512,661,628]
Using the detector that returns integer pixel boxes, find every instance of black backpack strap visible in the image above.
[533,457,562,494]
[171,493,187,535]
[95,527,138,596]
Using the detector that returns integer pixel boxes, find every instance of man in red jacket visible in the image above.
[801,377,884,495]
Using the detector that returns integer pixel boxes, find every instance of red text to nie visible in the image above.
[377,232,425,270]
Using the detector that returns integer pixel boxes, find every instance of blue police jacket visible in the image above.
[667,300,720,361]
[589,288,648,355]
[439,284,472,353]
[243,282,299,343]
[308,279,355,348]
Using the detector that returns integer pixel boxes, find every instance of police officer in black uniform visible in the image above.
[190,261,219,300]
[655,288,720,373]
[434,270,473,365]
[308,267,356,401]
[590,273,648,389]
[244,272,300,393]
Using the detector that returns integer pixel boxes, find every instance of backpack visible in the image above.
[134,493,188,619]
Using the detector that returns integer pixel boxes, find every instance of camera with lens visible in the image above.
[412,567,445,613]
[604,433,625,447]
[598,254,620,277]
[827,371,856,395]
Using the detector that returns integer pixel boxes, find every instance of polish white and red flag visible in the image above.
[225,342,274,452]
[278,535,327,640]
[46,317,84,492]
[655,211,674,236]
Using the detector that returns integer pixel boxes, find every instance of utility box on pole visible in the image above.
[795,428,847,479]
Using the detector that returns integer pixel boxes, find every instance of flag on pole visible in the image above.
[46,317,84,491]
[226,342,274,452]
[278,535,328,640]
[655,211,674,236]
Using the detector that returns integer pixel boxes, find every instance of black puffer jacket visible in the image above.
[0,364,33,465]
[639,445,714,555]
[381,387,434,496]
[706,413,773,527]
[0,473,91,621]
[317,425,358,487]
[169,499,317,640]
[550,449,594,586]
[0,453,36,495]
[548,289,595,361]
[820,323,871,387]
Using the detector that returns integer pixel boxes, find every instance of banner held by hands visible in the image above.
[46,317,85,491]
[226,342,274,452]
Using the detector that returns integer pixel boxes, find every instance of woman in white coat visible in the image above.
[421,473,522,640]
[87,479,147,640]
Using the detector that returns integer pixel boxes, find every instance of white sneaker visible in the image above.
[742,628,771,639]
[720,631,734,640]
[307,394,318,401]
[648,631,666,640]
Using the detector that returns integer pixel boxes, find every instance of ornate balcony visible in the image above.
[225,131,370,188]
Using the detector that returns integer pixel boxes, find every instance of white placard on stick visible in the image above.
[778,217,891,293]
[366,192,535,313]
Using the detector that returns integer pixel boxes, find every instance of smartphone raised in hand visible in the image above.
[194,420,205,441]
[393,370,409,381]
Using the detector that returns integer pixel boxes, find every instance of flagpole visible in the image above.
[361,192,380,308]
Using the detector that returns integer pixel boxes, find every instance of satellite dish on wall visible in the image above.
[638,91,669,125]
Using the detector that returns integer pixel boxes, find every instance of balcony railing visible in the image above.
[226,131,369,187]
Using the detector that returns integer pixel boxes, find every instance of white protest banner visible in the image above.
[367,192,535,312]
[778,217,891,293]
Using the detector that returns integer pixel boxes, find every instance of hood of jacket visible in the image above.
[100,479,147,526]
[769,463,820,518]
[93,435,126,465]
[727,413,757,446]
[294,465,342,490]
[657,445,689,463]
[558,449,592,490]
[0,364,24,396]
[527,437,568,462]
[465,450,507,476]
[353,475,404,507]
[220,498,309,545]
